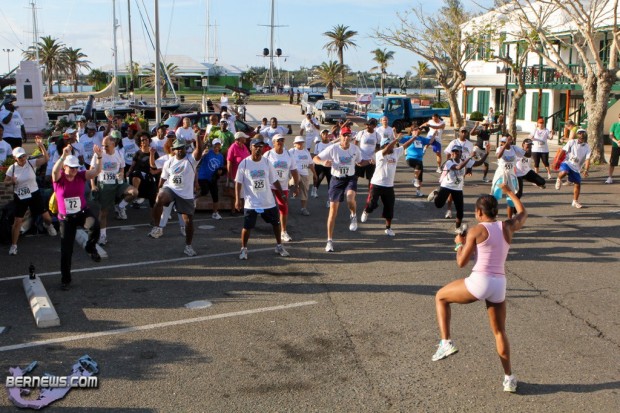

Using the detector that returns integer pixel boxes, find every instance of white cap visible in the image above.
[12,147,26,158]
[234,131,249,140]
[272,134,285,142]
[64,155,80,168]
[212,138,222,146]
[293,136,305,144]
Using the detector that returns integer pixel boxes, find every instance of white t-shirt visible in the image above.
[355,130,380,161]
[259,126,288,140]
[0,140,12,162]
[515,153,533,177]
[314,140,334,155]
[375,125,395,143]
[150,137,167,157]
[300,118,320,148]
[94,150,125,185]
[154,153,170,170]
[317,143,362,178]
[69,141,86,161]
[122,137,138,165]
[440,160,466,190]
[444,139,474,158]
[289,147,313,177]
[235,156,278,210]
[371,147,404,187]
[563,140,591,172]
[79,132,104,163]
[427,119,445,143]
[496,146,525,173]
[265,149,297,189]
[7,159,39,199]
[161,156,198,199]
[530,128,551,153]
[0,107,24,137]
[175,127,196,143]
[220,96,229,106]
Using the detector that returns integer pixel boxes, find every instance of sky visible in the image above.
[0,0,492,79]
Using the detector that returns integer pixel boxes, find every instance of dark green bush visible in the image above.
[469,111,484,121]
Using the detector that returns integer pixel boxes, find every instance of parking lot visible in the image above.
[1,104,619,411]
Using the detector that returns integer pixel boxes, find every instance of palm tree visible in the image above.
[87,69,109,91]
[64,47,91,92]
[142,62,179,98]
[323,25,358,91]
[22,35,66,95]
[370,48,395,96]
[311,61,345,99]
[414,61,429,95]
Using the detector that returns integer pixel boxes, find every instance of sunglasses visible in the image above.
[67,166,79,170]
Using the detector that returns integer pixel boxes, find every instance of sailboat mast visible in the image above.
[112,0,119,101]
[31,1,40,63]
[154,0,162,124]
[127,0,134,95]
[269,0,275,91]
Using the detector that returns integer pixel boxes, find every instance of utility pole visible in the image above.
[154,0,162,124]
[112,0,119,101]
[127,0,134,96]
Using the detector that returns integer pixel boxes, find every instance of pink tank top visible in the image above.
[471,221,510,277]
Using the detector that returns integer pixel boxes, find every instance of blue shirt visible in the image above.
[403,136,432,160]
[198,150,224,181]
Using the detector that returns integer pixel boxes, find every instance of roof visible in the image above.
[100,54,245,76]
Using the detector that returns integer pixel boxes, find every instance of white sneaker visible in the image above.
[445,210,452,219]
[604,177,613,184]
[360,211,369,223]
[503,375,518,393]
[212,212,222,220]
[385,228,395,237]
[572,200,583,209]
[179,226,186,237]
[436,167,442,174]
[311,187,318,198]
[183,245,197,257]
[455,223,468,235]
[115,205,127,220]
[325,240,334,252]
[281,231,292,242]
[547,173,552,180]
[555,178,562,190]
[412,178,420,188]
[275,244,290,257]
[8,245,17,256]
[44,223,57,236]
[300,208,310,216]
[349,214,358,231]
[482,177,490,183]
[415,190,424,197]
[432,340,458,361]
[325,200,330,208]
[427,190,438,202]
[98,235,108,246]
[148,226,163,239]
[239,247,248,260]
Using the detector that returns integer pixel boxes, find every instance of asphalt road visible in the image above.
[0,104,619,412]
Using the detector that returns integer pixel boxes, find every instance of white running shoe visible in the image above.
[179,226,186,237]
[8,245,17,256]
[239,247,248,260]
[325,240,334,252]
[281,231,292,242]
[325,200,330,208]
[413,178,420,188]
[44,223,57,236]
[427,190,438,202]
[311,187,318,198]
[503,375,518,393]
[604,177,613,184]
[436,167,442,174]
[349,214,358,231]
[300,208,310,216]
[482,177,490,183]
[212,212,222,220]
[115,205,128,220]
[455,223,468,235]
[183,245,197,257]
[148,226,163,239]
[547,173,552,180]
[432,340,458,361]
[98,235,108,246]
[445,210,452,219]
[360,211,369,223]
[275,244,290,257]
[385,228,395,237]
[415,190,424,197]
[572,200,583,209]
[555,178,562,190]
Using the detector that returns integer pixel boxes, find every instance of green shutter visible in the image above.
[477,91,490,114]
[516,95,526,120]
[531,92,539,121]
[540,93,549,118]
[466,93,473,114]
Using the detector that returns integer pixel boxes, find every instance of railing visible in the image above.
[507,64,585,87]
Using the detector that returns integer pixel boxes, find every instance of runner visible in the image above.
[234,138,290,260]
[300,112,321,151]
[289,136,317,216]
[490,135,525,215]
[311,129,334,205]
[420,113,446,173]
[354,118,380,186]
[197,138,226,220]
[147,137,203,256]
[402,125,435,198]
[313,126,367,252]
[529,117,554,180]
[128,133,159,210]
[360,135,416,236]
[4,139,56,256]
[432,184,527,393]
[512,138,545,218]
[265,134,299,242]
[555,129,591,208]
[375,116,395,143]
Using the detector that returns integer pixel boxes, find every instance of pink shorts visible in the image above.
[273,189,289,215]
[464,273,506,303]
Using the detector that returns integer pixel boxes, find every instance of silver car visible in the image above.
[313,99,347,124]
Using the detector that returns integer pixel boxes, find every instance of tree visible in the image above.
[311,61,345,99]
[370,48,395,96]
[22,35,67,95]
[87,69,109,91]
[374,0,487,127]
[64,47,91,92]
[142,62,180,98]
[414,61,429,95]
[323,25,358,90]
[499,0,620,163]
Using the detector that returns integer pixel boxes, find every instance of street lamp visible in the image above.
[2,48,14,74]
[381,69,387,96]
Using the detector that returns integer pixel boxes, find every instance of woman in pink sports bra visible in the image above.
[431,183,527,393]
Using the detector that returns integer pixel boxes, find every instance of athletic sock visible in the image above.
[118,200,128,209]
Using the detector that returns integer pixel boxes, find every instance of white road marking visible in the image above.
[185,300,213,309]
[0,301,317,352]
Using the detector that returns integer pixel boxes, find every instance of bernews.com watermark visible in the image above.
[5,375,98,388]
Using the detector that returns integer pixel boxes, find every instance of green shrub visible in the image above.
[431,101,449,108]
[469,111,484,121]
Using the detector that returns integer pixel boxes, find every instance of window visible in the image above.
[599,38,610,63]
[477,91,490,114]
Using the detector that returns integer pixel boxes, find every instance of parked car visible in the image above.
[154,112,256,137]
[312,99,347,124]
[300,92,325,115]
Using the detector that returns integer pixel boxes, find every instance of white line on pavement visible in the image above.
[0,301,317,352]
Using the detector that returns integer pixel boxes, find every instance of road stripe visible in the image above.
[0,301,317,352]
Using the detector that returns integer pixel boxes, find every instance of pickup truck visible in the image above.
[366,96,450,132]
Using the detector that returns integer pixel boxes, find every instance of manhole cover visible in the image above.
[185,300,213,309]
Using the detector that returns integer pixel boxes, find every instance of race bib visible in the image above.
[64,197,81,214]
[338,166,349,176]
[101,172,117,185]
[300,163,308,170]
[276,169,285,179]
[252,178,266,192]
[16,186,31,200]
[171,174,183,186]
[504,163,514,170]
[483,141,489,148]
[569,155,579,164]
[414,141,423,148]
